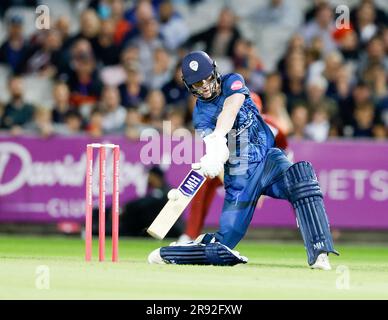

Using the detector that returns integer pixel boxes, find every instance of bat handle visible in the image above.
[191,162,201,170]
[191,162,206,177]
[192,162,224,182]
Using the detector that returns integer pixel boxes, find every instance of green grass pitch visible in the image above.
[0,235,387,299]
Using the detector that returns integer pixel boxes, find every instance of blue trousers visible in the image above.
[216,148,292,248]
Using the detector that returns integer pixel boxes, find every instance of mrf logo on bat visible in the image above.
[179,170,205,197]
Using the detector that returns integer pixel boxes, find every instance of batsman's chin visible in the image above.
[148,248,167,264]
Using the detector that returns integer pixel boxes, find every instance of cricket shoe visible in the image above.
[311,253,331,270]
[148,248,166,264]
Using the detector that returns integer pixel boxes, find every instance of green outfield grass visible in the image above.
[0,235,387,299]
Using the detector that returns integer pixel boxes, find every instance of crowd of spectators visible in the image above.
[0,0,387,141]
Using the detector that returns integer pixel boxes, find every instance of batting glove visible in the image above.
[200,131,229,178]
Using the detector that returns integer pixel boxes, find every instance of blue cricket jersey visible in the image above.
[193,73,275,166]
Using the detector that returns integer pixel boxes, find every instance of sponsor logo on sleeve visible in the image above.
[231,80,243,90]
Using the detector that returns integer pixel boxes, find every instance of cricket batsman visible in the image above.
[148,51,339,270]
[179,92,290,243]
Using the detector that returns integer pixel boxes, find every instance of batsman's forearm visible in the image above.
[214,93,245,136]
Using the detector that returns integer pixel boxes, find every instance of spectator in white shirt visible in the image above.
[301,2,337,54]
[158,0,189,51]
[100,86,127,134]
[132,18,164,87]
[305,106,331,142]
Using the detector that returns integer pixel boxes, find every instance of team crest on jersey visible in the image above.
[189,60,198,71]
[231,80,243,90]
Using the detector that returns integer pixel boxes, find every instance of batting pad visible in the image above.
[284,161,339,265]
[160,242,248,266]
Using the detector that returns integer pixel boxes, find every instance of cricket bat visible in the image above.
[147,164,206,240]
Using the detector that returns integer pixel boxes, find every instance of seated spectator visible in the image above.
[261,71,282,107]
[345,102,385,138]
[382,26,388,54]
[118,61,148,108]
[86,108,104,137]
[121,44,141,71]
[100,86,127,134]
[339,80,372,127]
[66,39,103,110]
[308,50,343,85]
[131,17,164,86]
[52,82,73,123]
[149,46,172,89]
[301,2,337,54]
[333,25,360,63]
[65,9,101,50]
[309,51,348,100]
[186,94,197,123]
[185,7,241,58]
[277,33,306,75]
[282,50,307,111]
[0,76,34,130]
[110,0,135,46]
[55,109,83,136]
[233,39,264,93]
[358,36,388,78]
[290,103,309,139]
[304,0,329,23]
[55,16,72,46]
[100,44,140,86]
[0,102,4,120]
[304,36,324,66]
[377,95,388,130]
[0,15,29,74]
[124,0,157,35]
[328,63,353,105]
[24,107,54,137]
[91,19,122,66]
[166,109,186,136]
[354,1,379,45]
[22,29,64,77]
[0,0,38,18]
[305,106,331,142]
[350,0,388,28]
[362,61,387,100]
[305,76,338,120]
[142,90,166,131]
[125,108,149,139]
[158,0,189,50]
[251,0,302,30]
[162,62,188,107]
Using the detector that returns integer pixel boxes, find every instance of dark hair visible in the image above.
[148,166,164,178]
[7,15,23,25]
[266,71,281,79]
[355,102,374,111]
[8,74,22,82]
[90,107,102,116]
[64,109,82,120]
[316,2,332,14]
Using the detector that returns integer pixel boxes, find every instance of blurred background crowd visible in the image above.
[0,0,387,141]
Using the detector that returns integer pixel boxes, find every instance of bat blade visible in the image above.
[147,167,205,240]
